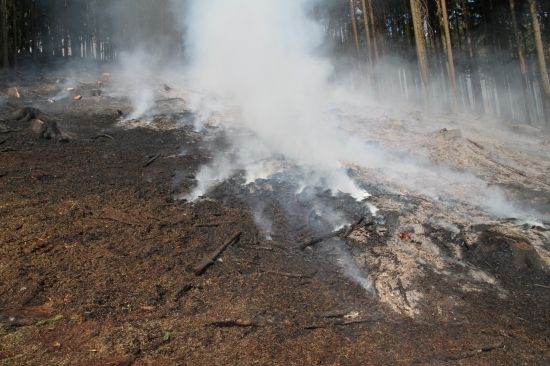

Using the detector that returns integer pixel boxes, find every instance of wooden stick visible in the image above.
[342,217,366,238]
[304,318,376,330]
[207,319,256,328]
[93,133,114,140]
[194,232,242,276]
[143,153,161,167]
[300,227,346,250]
[300,217,365,250]
[263,270,307,279]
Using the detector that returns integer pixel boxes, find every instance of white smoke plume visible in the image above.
[184,0,370,201]
[181,0,546,225]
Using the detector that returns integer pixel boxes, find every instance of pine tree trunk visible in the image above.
[509,0,532,124]
[410,0,430,106]
[436,0,458,110]
[348,0,360,54]
[1,0,8,68]
[12,0,16,68]
[366,0,379,63]
[360,0,378,91]
[463,0,485,116]
[529,0,550,125]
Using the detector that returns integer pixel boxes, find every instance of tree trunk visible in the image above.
[360,0,372,62]
[509,0,532,124]
[12,0,16,68]
[360,0,378,91]
[463,0,485,116]
[410,0,430,106]
[436,0,458,110]
[1,0,8,68]
[529,0,550,124]
[366,0,379,63]
[348,0,360,54]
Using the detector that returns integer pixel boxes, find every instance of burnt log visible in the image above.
[194,232,242,276]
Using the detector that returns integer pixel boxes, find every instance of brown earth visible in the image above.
[0,71,549,365]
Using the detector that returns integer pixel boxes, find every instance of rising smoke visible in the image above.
[180,0,546,225]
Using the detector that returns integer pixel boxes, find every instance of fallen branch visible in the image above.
[300,227,346,250]
[304,318,376,330]
[143,153,161,168]
[93,216,142,227]
[434,343,504,362]
[194,231,242,276]
[0,128,22,134]
[300,217,365,250]
[342,217,366,238]
[93,133,114,140]
[155,97,185,103]
[263,270,307,279]
[207,319,256,328]
[193,222,223,228]
[174,284,194,301]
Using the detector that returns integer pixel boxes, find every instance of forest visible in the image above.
[1,0,550,124]
[0,1,549,365]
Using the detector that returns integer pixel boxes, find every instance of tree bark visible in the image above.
[360,0,372,61]
[1,0,8,68]
[366,0,379,63]
[348,0,360,54]
[410,0,430,106]
[436,0,458,110]
[463,0,485,116]
[529,0,550,124]
[509,0,532,124]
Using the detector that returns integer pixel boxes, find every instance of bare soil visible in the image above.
[0,70,549,365]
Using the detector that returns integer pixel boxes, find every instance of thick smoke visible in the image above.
[184,0,370,202]
[182,0,546,224]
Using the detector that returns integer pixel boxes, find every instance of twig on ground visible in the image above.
[263,270,307,279]
[300,227,346,250]
[93,216,142,227]
[304,318,377,330]
[174,284,194,301]
[194,231,242,276]
[143,153,161,167]
[207,319,257,328]
[93,133,114,140]
[432,343,504,362]
[194,222,223,228]
[533,283,550,289]
[300,217,365,250]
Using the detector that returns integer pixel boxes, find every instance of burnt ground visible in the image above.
[0,71,549,365]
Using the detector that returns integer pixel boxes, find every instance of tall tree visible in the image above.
[348,0,360,53]
[529,0,550,123]
[1,0,8,68]
[436,0,457,109]
[463,0,485,116]
[410,0,430,105]
[509,0,532,123]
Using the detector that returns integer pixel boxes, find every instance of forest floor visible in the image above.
[0,68,549,365]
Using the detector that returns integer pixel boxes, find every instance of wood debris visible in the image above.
[194,232,242,276]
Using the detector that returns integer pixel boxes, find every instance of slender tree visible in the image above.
[410,0,430,105]
[509,0,532,123]
[1,0,8,67]
[529,0,550,123]
[436,0,457,109]
[348,0,360,54]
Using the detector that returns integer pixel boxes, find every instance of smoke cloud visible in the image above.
[181,0,547,225]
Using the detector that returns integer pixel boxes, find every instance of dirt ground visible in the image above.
[0,69,549,365]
